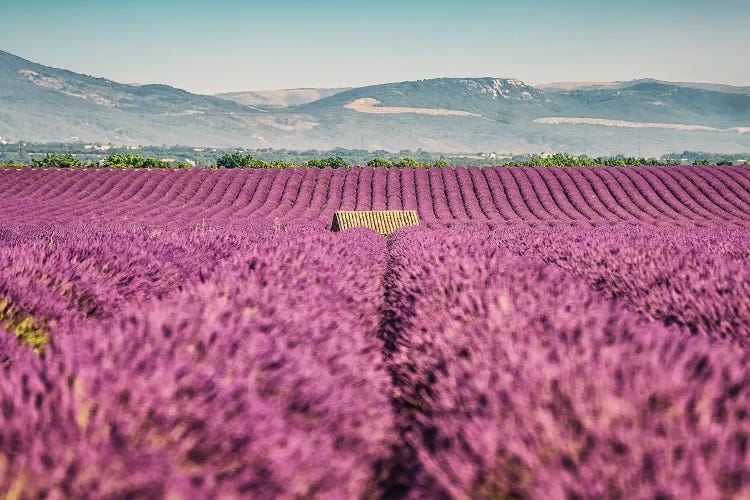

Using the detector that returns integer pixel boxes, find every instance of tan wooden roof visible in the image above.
[331,210,420,236]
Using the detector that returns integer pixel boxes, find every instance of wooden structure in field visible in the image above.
[331,210,420,236]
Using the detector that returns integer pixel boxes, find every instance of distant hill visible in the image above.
[0,49,283,147]
[292,77,750,154]
[301,77,548,119]
[1,49,749,155]
[537,79,750,95]
[536,81,619,91]
[215,88,351,107]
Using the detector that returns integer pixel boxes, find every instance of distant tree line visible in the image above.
[662,151,750,165]
[1,143,748,169]
[504,153,684,167]
[0,142,444,168]
[215,152,348,169]
[103,154,191,169]
[691,158,736,166]
[0,153,182,169]
[214,153,454,169]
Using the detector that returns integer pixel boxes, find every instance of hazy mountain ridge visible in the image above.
[1,50,749,155]
[549,81,750,129]
[299,78,549,118]
[0,49,281,147]
[215,88,351,107]
[538,79,750,95]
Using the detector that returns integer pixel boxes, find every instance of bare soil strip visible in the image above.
[344,98,480,117]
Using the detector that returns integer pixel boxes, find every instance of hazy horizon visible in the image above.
[1,0,749,94]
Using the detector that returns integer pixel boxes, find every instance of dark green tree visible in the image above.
[324,156,348,169]
[270,159,296,169]
[396,157,419,168]
[367,157,394,168]
[245,157,271,169]
[302,158,325,168]
[141,157,169,168]
[217,152,248,169]
[32,153,82,168]
[103,153,168,168]
[303,156,348,168]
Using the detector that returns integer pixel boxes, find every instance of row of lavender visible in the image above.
[2,220,750,496]
[2,166,749,226]
[0,225,394,496]
[384,228,750,498]
[487,223,750,347]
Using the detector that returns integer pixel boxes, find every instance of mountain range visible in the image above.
[1,49,749,155]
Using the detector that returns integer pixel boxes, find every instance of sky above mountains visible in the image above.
[0,0,748,94]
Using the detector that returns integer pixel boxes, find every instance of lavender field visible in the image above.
[1,166,750,498]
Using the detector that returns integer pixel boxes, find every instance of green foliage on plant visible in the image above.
[31,153,84,168]
[216,152,276,169]
[302,156,349,169]
[0,160,24,168]
[394,157,430,168]
[217,152,249,168]
[395,157,418,168]
[103,153,171,168]
[301,158,325,168]
[505,153,682,168]
[366,157,394,168]
[270,159,297,169]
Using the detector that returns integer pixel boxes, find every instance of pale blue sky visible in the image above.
[0,0,747,94]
